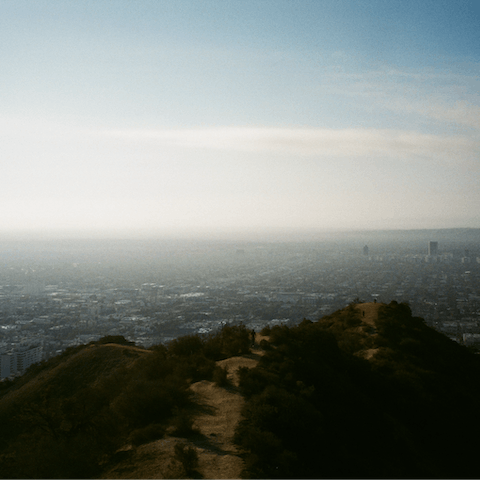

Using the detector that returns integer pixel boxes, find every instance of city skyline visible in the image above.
[1,1,479,239]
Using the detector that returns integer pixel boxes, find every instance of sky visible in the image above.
[1,0,479,239]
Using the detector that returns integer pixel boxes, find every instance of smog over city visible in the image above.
[1,2,480,478]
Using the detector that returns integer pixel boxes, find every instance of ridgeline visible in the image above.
[1,302,479,479]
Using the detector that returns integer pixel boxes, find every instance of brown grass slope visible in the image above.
[100,348,264,479]
[0,342,153,479]
[0,343,150,407]
[0,326,259,479]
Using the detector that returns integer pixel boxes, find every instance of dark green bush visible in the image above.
[173,442,199,477]
[129,423,165,446]
[268,325,290,345]
[259,339,271,351]
[168,335,204,357]
[260,325,271,336]
[112,376,190,428]
[171,410,198,438]
[204,324,251,360]
[212,365,229,387]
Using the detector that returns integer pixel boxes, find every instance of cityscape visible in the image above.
[2,229,480,380]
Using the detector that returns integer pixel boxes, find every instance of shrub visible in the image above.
[260,339,271,351]
[172,353,216,383]
[112,377,190,428]
[162,460,185,479]
[219,324,251,357]
[260,325,271,336]
[168,335,204,357]
[204,324,251,360]
[268,325,290,345]
[212,365,229,387]
[238,366,280,397]
[171,410,198,438]
[129,423,165,446]
[173,442,199,477]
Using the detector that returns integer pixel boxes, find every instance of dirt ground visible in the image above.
[99,345,265,479]
[355,302,382,359]
[355,301,381,326]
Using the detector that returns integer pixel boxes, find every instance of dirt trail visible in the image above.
[355,302,382,359]
[100,347,264,479]
[355,301,381,326]
[189,355,261,479]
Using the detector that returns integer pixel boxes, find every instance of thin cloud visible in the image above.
[105,127,478,161]
[404,101,480,130]
[321,66,480,131]
[2,115,477,164]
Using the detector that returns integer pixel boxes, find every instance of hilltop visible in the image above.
[1,303,480,478]
[0,327,256,479]
[235,301,480,478]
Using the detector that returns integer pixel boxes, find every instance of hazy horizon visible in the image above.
[1,226,479,245]
[2,1,479,237]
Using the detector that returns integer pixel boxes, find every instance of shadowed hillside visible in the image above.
[1,303,480,479]
[235,301,480,478]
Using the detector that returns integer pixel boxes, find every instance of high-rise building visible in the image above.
[428,241,438,256]
[0,345,43,379]
[16,344,42,373]
[1,352,16,380]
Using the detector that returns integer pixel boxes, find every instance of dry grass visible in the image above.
[355,302,382,359]
[100,347,264,479]
[0,343,149,408]
[355,302,382,326]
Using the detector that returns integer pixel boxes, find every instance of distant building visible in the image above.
[1,352,16,380]
[0,344,42,380]
[428,241,438,256]
[363,245,369,256]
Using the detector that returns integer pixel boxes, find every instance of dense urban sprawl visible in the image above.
[1,232,480,379]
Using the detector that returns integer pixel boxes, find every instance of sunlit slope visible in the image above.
[0,342,150,405]
[0,340,153,478]
[0,326,254,479]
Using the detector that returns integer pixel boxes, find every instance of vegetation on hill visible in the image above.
[1,304,480,479]
[235,301,480,478]
[0,325,251,479]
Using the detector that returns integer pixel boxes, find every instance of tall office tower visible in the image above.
[428,241,438,256]
[363,245,369,256]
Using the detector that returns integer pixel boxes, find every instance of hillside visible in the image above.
[235,301,480,478]
[1,303,480,478]
[100,354,261,479]
[0,326,254,479]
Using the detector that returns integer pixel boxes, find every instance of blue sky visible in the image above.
[1,1,479,238]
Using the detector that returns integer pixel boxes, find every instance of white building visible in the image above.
[0,344,43,380]
[1,352,17,380]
